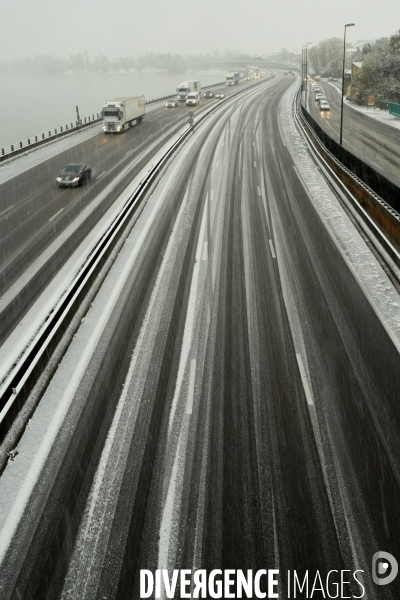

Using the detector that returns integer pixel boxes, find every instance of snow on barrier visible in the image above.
[296,90,400,264]
[0,115,102,161]
[300,99,400,216]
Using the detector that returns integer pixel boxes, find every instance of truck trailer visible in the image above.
[226,72,239,85]
[101,96,145,133]
[176,81,201,102]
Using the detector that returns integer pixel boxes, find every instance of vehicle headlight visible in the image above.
[56,177,61,181]
[72,177,79,182]
[103,126,106,131]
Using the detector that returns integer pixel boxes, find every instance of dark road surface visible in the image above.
[0,81,246,343]
[0,75,400,599]
[305,80,400,188]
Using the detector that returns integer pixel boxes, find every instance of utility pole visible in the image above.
[340,23,355,145]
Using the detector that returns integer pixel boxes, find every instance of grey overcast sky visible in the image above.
[2,0,399,61]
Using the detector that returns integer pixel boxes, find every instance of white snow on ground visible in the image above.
[0,95,231,572]
[157,194,209,580]
[58,125,217,597]
[280,81,400,348]
[0,118,193,397]
[0,125,103,185]
[0,84,267,388]
[0,122,200,566]
[326,80,400,131]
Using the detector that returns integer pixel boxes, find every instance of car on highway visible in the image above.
[186,92,200,106]
[203,91,214,98]
[56,163,91,187]
[315,93,323,101]
[165,100,178,108]
[319,100,330,111]
[216,93,225,99]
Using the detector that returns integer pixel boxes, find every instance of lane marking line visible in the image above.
[257,186,261,196]
[96,171,106,179]
[0,204,14,218]
[211,189,214,200]
[254,161,257,168]
[269,239,276,258]
[202,240,208,261]
[186,359,196,414]
[296,354,314,405]
[49,208,64,222]
[126,149,133,155]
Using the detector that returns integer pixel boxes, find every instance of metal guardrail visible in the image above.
[0,84,226,163]
[0,115,102,161]
[300,95,400,215]
[0,126,190,441]
[0,75,272,445]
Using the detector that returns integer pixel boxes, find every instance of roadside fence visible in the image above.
[0,84,225,163]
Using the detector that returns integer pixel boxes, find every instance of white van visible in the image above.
[186,92,200,106]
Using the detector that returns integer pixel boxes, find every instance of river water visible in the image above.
[1,71,225,149]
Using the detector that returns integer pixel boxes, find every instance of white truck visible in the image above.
[176,80,201,102]
[226,72,239,85]
[101,96,145,133]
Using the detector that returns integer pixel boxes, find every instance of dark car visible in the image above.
[56,163,92,187]
[203,91,214,98]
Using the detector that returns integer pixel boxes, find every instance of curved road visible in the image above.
[0,78,260,344]
[305,80,400,188]
[0,75,400,599]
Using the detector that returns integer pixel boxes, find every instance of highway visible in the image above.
[0,74,400,599]
[305,79,400,188]
[0,85,234,344]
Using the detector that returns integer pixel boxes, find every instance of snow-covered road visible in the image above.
[1,74,400,599]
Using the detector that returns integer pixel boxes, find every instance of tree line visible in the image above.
[308,30,400,105]
[0,49,253,76]
[357,32,400,105]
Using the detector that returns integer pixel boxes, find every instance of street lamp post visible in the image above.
[340,23,355,146]
[305,42,312,110]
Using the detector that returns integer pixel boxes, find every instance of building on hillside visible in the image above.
[347,61,363,101]
[344,68,352,97]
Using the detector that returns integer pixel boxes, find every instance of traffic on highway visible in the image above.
[0,58,400,600]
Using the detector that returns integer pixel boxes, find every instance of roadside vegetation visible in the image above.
[0,49,254,76]
[309,30,400,106]
[357,32,400,105]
